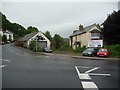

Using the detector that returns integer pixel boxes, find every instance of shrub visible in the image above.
[104,44,120,58]
[29,40,41,52]
[74,46,86,53]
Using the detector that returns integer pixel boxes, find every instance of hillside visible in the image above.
[0,12,39,40]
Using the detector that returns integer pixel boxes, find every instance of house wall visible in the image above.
[70,26,101,49]
[24,32,51,48]
[0,30,14,41]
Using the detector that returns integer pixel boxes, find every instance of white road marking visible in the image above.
[79,73,91,80]
[75,66,111,90]
[81,81,98,89]
[0,65,8,68]
[85,67,100,73]
[3,59,11,62]
[75,66,91,80]
[75,66,81,79]
[76,66,92,68]
[0,59,11,62]
[88,73,111,77]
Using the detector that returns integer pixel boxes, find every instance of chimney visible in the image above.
[79,24,83,31]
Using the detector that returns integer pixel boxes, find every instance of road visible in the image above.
[1,44,119,89]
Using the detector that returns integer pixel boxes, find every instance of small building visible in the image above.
[0,29,14,41]
[69,24,102,49]
[15,31,50,48]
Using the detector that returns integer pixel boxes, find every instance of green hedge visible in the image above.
[104,44,120,58]
[74,46,86,53]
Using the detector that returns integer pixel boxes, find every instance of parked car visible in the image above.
[82,48,98,57]
[0,42,5,45]
[43,47,52,53]
[97,48,110,57]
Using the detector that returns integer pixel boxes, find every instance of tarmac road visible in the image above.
[1,44,119,89]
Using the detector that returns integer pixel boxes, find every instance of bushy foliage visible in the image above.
[74,46,86,53]
[44,31,52,41]
[52,34,64,49]
[1,12,38,40]
[104,44,120,57]
[103,10,120,45]
[27,26,39,34]
[29,41,41,52]
[2,35,7,42]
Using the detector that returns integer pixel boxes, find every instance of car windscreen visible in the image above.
[84,49,93,52]
[99,49,107,52]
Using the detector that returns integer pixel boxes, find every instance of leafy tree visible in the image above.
[103,10,120,45]
[44,31,52,41]
[79,24,84,30]
[1,12,39,40]
[53,34,64,49]
[29,40,41,52]
[2,35,7,42]
[27,26,39,34]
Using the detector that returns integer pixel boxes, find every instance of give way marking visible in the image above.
[75,66,111,90]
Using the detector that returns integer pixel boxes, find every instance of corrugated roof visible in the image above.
[70,24,99,37]
[18,32,38,41]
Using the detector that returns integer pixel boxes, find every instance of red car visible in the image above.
[97,48,110,57]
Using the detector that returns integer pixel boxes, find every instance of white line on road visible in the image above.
[79,73,91,80]
[88,73,111,77]
[85,67,100,73]
[81,81,99,89]
[75,66,91,80]
[0,65,8,68]
[0,59,11,62]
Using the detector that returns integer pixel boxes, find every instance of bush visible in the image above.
[104,44,120,58]
[74,46,86,53]
[29,40,41,52]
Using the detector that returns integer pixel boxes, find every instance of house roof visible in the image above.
[70,24,100,37]
[18,32,38,41]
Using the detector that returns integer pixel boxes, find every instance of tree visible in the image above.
[103,10,120,45]
[29,40,41,52]
[27,26,39,34]
[79,24,84,30]
[1,12,39,40]
[2,35,7,42]
[44,31,52,41]
[53,34,64,49]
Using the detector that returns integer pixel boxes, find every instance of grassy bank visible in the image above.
[52,46,86,55]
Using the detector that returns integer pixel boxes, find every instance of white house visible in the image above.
[15,31,51,48]
[0,29,14,41]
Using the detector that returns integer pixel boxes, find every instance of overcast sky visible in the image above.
[1,0,119,38]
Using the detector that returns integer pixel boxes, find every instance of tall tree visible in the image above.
[53,34,64,49]
[2,35,7,42]
[44,31,52,41]
[79,24,84,31]
[103,10,120,45]
[27,26,39,34]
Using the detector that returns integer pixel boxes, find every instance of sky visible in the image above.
[1,0,119,38]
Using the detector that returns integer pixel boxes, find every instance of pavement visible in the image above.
[1,43,120,89]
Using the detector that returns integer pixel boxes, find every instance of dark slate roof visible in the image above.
[18,32,38,41]
[70,24,100,37]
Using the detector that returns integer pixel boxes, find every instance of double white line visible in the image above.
[75,66,111,90]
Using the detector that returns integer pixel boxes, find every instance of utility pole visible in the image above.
[35,37,38,52]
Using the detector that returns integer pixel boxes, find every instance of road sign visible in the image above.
[88,40,103,47]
